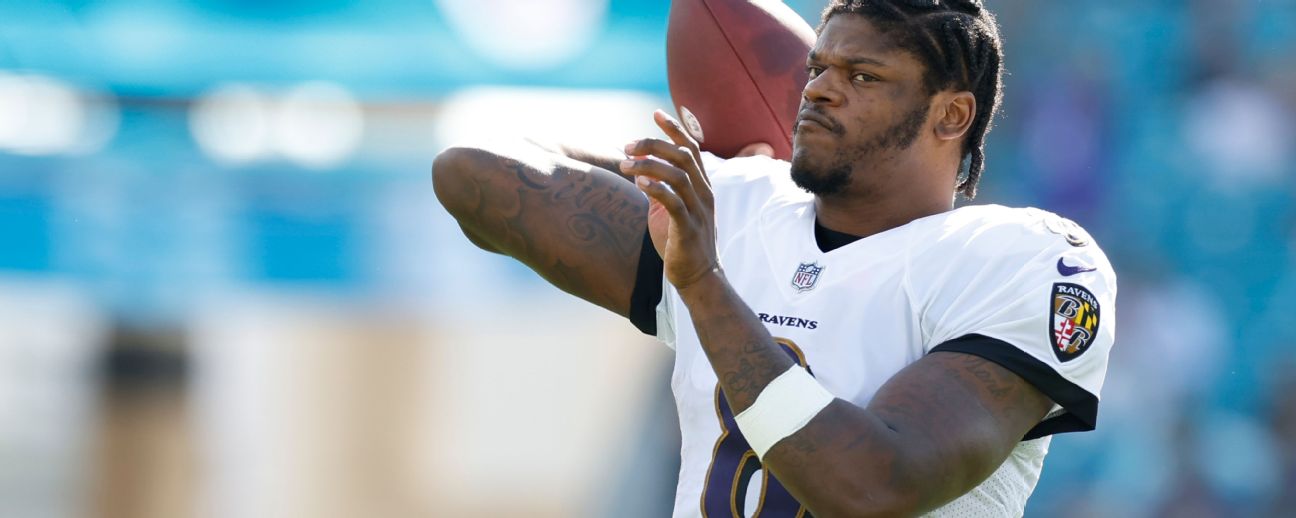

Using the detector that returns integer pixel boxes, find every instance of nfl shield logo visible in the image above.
[791,263,824,292]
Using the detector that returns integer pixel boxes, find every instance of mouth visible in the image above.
[795,110,838,134]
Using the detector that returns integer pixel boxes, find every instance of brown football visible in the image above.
[667,0,816,160]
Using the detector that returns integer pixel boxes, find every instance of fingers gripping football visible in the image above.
[619,110,720,292]
[623,144,699,212]
[654,110,711,193]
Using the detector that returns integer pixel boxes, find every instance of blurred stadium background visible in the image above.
[0,0,1294,516]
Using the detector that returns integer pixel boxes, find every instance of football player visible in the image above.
[432,1,1115,516]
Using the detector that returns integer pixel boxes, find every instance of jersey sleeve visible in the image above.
[627,152,795,348]
[910,207,1117,439]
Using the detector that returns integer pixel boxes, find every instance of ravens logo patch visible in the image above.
[1050,282,1101,363]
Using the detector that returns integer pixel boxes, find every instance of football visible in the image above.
[666,0,816,160]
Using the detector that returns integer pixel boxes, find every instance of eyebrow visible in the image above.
[808,51,889,68]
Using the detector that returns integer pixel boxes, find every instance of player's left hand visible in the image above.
[621,109,720,293]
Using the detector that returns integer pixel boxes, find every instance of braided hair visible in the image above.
[821,0,1003,199]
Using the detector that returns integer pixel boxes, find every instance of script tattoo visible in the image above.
[958,353,1015,402]
[499,157,644,248]
[719,341,795,410]
[455,153,648,314]
[691,308,797,413]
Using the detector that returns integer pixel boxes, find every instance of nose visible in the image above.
[802,70,843,107]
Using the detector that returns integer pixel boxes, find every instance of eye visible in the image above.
[807,66,824,78]
[852,72,879,83]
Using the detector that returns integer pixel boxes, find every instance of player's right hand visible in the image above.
[635,140,772,260]
[621,110,720,294]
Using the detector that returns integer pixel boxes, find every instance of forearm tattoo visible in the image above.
[450,153,647,313]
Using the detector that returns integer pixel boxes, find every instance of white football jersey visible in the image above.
[646,154,1117,518]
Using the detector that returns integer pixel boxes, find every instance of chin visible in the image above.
[789,146,809,170]
[789,151,851,196]
[788,150,816,183]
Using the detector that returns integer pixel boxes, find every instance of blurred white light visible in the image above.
[0,73,33,148]
[68,93,121,156]
[0,73,87,156]
[1197,411,1281,499]
[433,86,663,154]
[435,0,608,70]
[190,84,274,164]
[271,82,364,169]
[1184,79,1292,185]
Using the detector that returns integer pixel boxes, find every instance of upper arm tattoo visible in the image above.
[867,351,1054,501]
[441,146,649,316]
[762,351,1054,515]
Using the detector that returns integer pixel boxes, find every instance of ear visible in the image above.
[933,91,976,142]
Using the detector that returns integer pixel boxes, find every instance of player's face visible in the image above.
[790,14,934,197]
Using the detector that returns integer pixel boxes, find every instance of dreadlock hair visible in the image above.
[820,0,1003,199]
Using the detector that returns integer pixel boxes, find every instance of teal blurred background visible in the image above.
[1,0,1294,517]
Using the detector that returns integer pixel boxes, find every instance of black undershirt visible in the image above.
[813,219,864,253]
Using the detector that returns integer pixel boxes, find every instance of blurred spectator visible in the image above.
[1266,363,1296,515]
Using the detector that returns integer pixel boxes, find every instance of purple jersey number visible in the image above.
[700,338,813,518]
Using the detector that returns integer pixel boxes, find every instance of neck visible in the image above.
[812,168,956,238]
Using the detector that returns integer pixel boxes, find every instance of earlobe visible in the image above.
[934,92,976,142]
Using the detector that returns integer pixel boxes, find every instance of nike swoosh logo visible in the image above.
[1057,257,1097,276]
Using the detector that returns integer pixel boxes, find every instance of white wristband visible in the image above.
[733,365,835,460]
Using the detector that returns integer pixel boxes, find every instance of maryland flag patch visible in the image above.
[1050,283,1101,363]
